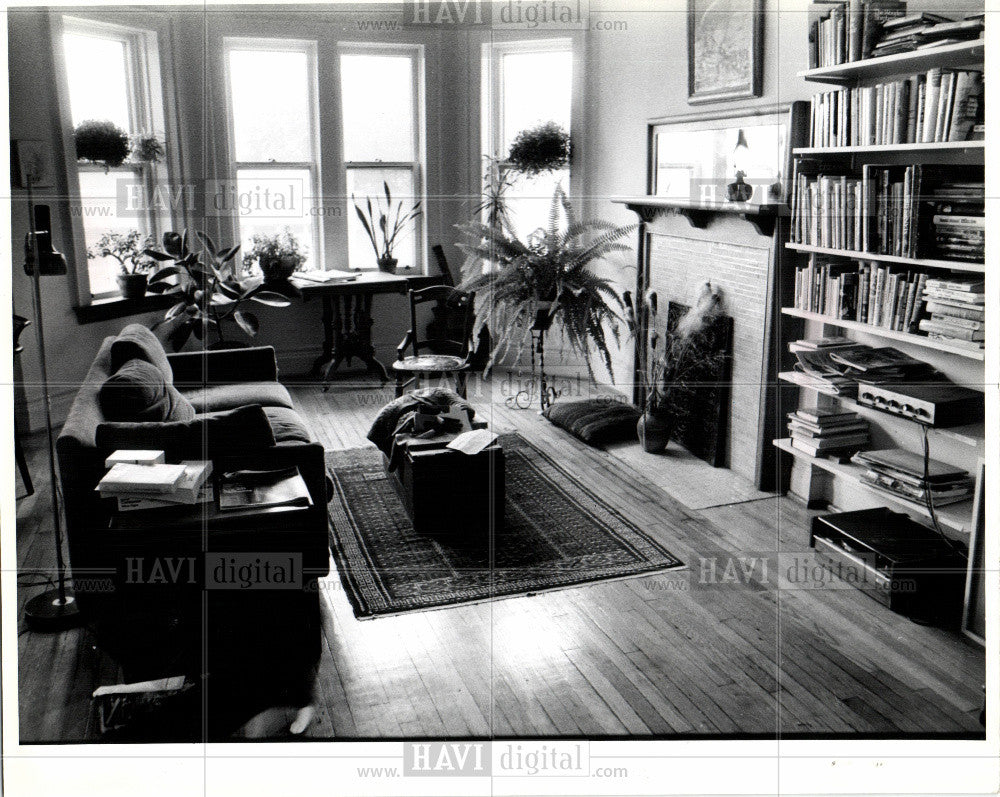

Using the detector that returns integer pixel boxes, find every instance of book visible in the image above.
[792,408,861,424]
[104,449,166,468]
[918,319,984,340]
[97,463,188,495]
[852,448,968,483]
[827,346,925,372]
[116,484,214,512]
[101,460,213,503]
[791,436,867,457]
[218,466,312,511]
[924,301,984,321]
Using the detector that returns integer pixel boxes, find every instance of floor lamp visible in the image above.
[22,175,82,631]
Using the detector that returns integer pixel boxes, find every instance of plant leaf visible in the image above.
[195,231,217,260]
[233,309,259,337]
[149,265,181,282]
[248,290,292,308]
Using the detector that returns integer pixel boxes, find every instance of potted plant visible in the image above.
[353,182,421,272]
[145,230,292,350]
[637,282,726,453]
[507,121,572,176]
[132,134,165,164]
[457,185,635,382]
[74,120,131,172]
[87,230,155,299]
[242,229,306,283]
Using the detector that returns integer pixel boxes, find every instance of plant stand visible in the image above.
[505,313,559,412]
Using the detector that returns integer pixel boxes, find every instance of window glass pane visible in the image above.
[63,32,132,131]
[500,49,571,155]
[346,169,418,270]
[233,168,314,269]
[78,168,144,295]
[502,168,569,242]
[341,54,415,162]
[228,49,312,162]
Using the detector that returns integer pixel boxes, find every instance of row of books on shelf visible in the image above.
[95,450,311,512]
[790,166,984,262]
[807,67,983,147]
[809,3,983,68]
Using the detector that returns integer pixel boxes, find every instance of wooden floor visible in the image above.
[15,374,985,741]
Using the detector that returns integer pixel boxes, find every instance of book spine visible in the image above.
[922,68,943,143]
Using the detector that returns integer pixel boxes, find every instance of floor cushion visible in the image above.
[99,359,195,423]
[542,399,641,447]
[181,382,295,414]
[111,324,174,383]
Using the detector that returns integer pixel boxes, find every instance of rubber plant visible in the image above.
[458,185,636,381]
[145,230,291,350]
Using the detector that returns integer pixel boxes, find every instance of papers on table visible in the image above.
[446,429,499,455]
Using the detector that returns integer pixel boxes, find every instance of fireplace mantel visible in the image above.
[612,196,780,237]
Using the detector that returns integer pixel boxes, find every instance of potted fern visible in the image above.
[353,182,421,272]
[458,185,635,382]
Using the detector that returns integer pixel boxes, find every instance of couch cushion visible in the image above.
[542,399,641,448]
[96,404,276,459]
[111,324,173,383]
[261,406,313,445]
[181,382,295,414]
[99,359,196,423]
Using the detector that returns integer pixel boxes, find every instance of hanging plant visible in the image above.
[132,134,165,164]
[74,120,131,171]
[507,121,572,176]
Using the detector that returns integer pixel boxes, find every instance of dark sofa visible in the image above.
[57,331,330,687]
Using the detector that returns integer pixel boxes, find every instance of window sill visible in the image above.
[74,293,178,325]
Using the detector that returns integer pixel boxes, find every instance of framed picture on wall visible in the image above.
[688,0,764,105]
[11,139,55,189]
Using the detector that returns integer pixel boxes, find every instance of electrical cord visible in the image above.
[919,422,966,557]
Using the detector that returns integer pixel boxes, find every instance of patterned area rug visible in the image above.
[326,433,684,618]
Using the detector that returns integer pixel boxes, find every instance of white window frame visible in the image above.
[221,37,323,270]
[338,42,427,272]
[57,15,172,302]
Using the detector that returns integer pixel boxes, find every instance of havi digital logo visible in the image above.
[404,742,491,776]
[405,0,488,27]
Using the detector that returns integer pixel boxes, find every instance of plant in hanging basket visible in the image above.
[507,121,572,176]
[145,230,292,350]
[74,120,131,171]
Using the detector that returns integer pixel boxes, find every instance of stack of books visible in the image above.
[919,278,985,350]
[871,13,983,57]
[793,258,927,333]
[788,408,870,458]
[97,454,214,511]
[852,448,974,506]
[925,182,984,262]
[808,0,907,68]
[807,67,983,147]
[788,335,856,352]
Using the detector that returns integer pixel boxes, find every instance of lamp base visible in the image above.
[24,588,83,632]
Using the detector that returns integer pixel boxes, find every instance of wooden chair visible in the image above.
[393,286,476,398]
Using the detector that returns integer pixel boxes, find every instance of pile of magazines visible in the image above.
[852,448,974,507]
[792,343,934,398]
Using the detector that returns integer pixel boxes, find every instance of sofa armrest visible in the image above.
[167,346,278,384]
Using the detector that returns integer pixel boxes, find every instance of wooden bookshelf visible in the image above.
[785,243,985,274]
[773,438,974,536]
[797,39,985,84]
[793,141,984,157]
[776,372,985,449]
[781,308,986,361]
[780,24,985,548]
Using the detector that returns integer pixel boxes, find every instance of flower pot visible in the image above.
[637,412,672,453]
[377,257,398,273]
[261,255,299,283]
[117,273,148,300]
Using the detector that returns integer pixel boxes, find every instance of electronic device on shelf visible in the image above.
[855,382,983,427]
[810,508,966,618]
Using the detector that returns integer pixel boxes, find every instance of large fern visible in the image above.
[458,186,636,381]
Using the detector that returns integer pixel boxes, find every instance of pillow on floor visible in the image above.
[99,359,195,423]
[542,399,641,447]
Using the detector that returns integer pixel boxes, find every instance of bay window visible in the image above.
[62,18,167,299]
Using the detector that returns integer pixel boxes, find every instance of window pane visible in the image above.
[503,168,569,242]
[78,168,144,295]
[229,49,312,162]
[500,49,571,154]
[341,54,415,162]
[346,169,418,270]
[63,32,131,131]
[233,168,313,269]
